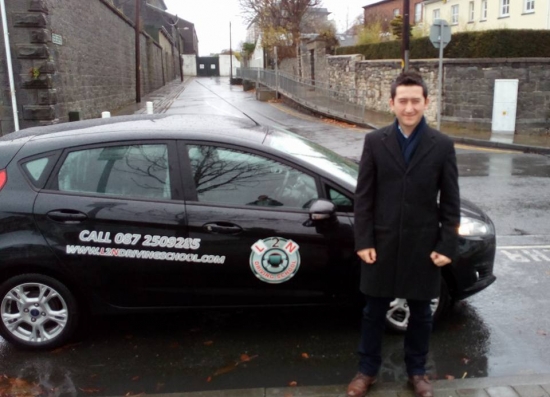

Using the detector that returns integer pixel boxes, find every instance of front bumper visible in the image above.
[448,234,497,301]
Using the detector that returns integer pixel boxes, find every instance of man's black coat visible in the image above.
[354,122,460,300]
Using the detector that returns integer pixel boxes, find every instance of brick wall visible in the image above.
[0,0,178,134]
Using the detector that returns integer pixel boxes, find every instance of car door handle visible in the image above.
[47,210,88,223]
[203,222,242,235]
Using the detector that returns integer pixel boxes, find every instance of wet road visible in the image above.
[1,78,549,396]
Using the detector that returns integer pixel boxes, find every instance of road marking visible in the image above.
[498,245,550,249]
[499,247,550,263]
[454,144,518,153]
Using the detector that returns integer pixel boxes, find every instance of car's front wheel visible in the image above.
[0,274,78,350]
[385,279,449,333]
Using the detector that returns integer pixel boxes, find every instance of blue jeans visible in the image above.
[358,295,433,377]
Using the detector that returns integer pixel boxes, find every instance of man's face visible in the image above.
[389,85,429,134]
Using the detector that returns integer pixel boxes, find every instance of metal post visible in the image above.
[402,0,410,71]
[274,46,279,98]
[229,22,233,83]
[1,0,19,131]
[437,27,444,130]
[135,0,141,103]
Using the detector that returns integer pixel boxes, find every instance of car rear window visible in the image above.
[21,155,57,189]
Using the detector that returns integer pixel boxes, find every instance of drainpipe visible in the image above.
[1,0,20,131]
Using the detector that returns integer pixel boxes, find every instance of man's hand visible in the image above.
[431,251,451,267]
[357,248,377,264]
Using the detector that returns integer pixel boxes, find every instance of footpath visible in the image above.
[113,77,550,397]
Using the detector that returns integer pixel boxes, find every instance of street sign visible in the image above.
[430,19,451,49]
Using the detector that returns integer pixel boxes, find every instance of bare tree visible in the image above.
[239,0,323,59]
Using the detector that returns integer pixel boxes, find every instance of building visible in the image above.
[423,0,550,31]
[363,0,424,32]
[0,0,193,134]
[112,0,199,55]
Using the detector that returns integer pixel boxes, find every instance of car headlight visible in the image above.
[459,217,492,236]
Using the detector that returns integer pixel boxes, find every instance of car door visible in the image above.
[178,141,356,306]
[32,140,198,308]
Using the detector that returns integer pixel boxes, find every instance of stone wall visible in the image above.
[0,0,178,134]
[326,56,550,132]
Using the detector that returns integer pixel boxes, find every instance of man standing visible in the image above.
[347,72,460,397]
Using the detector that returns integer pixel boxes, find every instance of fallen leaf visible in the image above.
[79,387,102,394]
[213,363,238,376]
[445,375,455,380]
[131,376,140,381]
[51,342,82,353]
[289,381,298,387]
[537,330,547,336]
[240,354,251,362]
[206,376,212,382]
[204,341,214,346]
[301,353,309,359]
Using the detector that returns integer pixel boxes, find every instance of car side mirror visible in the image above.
[309,199,337,222]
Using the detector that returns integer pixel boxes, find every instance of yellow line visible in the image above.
[454,143,518,153]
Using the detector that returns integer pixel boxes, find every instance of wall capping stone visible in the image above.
[16,45,50,59]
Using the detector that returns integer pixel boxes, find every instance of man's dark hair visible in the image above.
[390,72,428,99]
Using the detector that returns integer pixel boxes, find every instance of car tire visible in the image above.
[0,274,79,350]
[385,279,450,333]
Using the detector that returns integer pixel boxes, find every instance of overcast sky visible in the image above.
[164,0,374,56]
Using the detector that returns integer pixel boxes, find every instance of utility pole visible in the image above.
[402,0,410,71]
[135,0,141,103]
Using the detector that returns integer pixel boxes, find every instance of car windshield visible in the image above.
[266,129,358,187]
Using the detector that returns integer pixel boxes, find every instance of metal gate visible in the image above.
[196,57,220,77]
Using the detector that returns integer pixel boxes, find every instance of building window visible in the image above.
[433,8,440,20]
[481,0,488,20]
[451,5,459,24]
[469,1,475,21]
[500,0,510,16]
[524,0,535,12]
[414,3,423,22]
[393,8,400,17]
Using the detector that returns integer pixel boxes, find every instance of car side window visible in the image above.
[187,145,318,209]
[56,144,171,199]
[328,186,353,212]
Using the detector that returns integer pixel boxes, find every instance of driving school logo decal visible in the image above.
[250,237,300,284]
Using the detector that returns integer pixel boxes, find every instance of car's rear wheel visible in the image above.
[385,279,449,333]
[0,274,78,350]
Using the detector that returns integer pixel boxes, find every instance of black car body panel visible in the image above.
[0,115,496,349]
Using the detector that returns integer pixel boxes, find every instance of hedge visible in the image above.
[336,29,550,59]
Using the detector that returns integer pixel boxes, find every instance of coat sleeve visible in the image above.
[354,134,376,252]
[435,140,460,260]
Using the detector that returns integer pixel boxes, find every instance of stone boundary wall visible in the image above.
[0,0,179,134]
[327,56,550,133]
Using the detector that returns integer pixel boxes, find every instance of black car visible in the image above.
[0,114,496,350]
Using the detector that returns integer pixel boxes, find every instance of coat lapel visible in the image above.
[407,127,436,173]
[381,126,407,172]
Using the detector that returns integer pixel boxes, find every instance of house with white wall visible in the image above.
[423,0,550,31]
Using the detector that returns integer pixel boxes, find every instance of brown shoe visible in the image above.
[408,375,433,397]
[347,372,377,397]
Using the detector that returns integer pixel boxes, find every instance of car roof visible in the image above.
[0,114,266,144]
